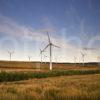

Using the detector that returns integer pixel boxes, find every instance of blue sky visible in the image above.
[0,0,100,62]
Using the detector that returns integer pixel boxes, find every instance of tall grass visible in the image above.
[0,70,100,82]
[0,74,100,100]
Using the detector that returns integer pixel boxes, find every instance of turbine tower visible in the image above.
[8,51,14,61]
[43,32,60,70]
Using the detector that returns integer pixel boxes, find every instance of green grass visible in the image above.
[0,70,100,82]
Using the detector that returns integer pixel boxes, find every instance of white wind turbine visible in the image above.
[28,56,32,61]
[8,51,14,61]
[42,32,60,70]
[40,49,43,64]
[81,52,86,66]
[81,47,95,66]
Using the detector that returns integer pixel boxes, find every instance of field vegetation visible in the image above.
[0,70,100,82]
[0,61,100,100]
[0,61,100,72]
[0,74,100,100]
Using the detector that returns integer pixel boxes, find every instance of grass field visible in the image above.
[0,61,100,100]
[0,61,100,72]
[0,74,100,100]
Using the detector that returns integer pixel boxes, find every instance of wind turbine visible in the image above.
[42,32,60,70]
[40,49,43,64]
[8,51,14,61]
[28,56,32,61]
[81,52,86,66]
[82,47,97,66]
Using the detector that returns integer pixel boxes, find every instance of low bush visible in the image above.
[0,70,100,82]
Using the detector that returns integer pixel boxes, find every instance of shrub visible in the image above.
[0,70,100,82]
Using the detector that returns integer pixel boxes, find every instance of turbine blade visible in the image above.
[52,44,60,48]
[83,47,96,50]
[42,44,50,52]
[47,32,51,43]
[81,52,86,56]
[39,49,41,54]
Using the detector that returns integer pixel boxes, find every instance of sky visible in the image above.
[0,0,100,62]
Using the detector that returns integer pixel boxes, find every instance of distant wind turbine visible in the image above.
[81,47,97,66]
[28,56,32,61]
[81,52,86,66]
[8,51,14,61]
[42,32,60,70]
[40,49,43,64]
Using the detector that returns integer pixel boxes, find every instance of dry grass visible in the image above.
[0,61,100,99]
[0,74,100,100]
[0,61,100,72]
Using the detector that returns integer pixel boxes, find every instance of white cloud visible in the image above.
[0,14,77,49]
[0,14,99,62]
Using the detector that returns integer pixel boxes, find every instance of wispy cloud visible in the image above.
[0,14,99,61]
[0,14,79,50]
[0,14,46,41]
